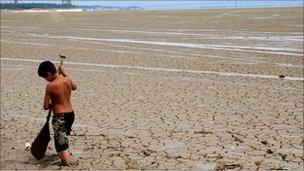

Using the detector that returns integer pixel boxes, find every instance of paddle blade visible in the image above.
[31,122,51,160]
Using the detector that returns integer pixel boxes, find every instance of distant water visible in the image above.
[72,0,303,10]
[142,1,304,10]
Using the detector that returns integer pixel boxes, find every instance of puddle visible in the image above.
[1,39,53,47]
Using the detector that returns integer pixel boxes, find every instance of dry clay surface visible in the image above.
[1,8,303,170]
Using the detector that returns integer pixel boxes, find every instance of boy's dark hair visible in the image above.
[38,60,57,77]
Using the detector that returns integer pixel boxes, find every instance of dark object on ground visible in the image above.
[267,149,274,154]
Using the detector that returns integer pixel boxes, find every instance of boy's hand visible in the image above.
[58,64,67,77]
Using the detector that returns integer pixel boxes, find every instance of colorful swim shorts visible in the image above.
[52,111,75,153]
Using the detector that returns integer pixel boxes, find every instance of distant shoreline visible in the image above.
[1,6,302,13]
[5,8,84,13]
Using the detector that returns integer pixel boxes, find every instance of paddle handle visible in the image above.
[59,54,66,66]
[46,108,51,122]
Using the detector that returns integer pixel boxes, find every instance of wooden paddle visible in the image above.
[31,109,51,160]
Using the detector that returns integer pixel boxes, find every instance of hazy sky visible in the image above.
[2,0,303,9]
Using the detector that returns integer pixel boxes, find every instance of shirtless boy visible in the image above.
[38,60,77,166]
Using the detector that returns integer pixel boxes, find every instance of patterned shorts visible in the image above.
[52,111,75,153]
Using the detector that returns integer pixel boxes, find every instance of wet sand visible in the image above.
[0,8,303,170]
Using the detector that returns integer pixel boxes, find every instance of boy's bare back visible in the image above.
[45,76,74,115]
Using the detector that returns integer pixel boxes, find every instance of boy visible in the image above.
[38,60,77,166]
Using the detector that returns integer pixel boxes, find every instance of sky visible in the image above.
[1,1,303,9]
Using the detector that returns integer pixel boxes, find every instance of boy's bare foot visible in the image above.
[59,150,70,166]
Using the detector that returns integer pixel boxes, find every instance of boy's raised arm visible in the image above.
[58,64,77,91]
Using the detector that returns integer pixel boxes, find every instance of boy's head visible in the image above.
[38,60,57,78]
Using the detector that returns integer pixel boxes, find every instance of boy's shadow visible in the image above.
[34,153,60,168]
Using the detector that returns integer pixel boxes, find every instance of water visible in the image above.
[73,1,303,10]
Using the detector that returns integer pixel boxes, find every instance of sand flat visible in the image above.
[1,8,303,170]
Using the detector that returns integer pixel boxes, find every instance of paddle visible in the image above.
[31,109,51,160]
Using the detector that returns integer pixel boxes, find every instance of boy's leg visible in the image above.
[52,115,71,166]
[59,150,70,166]
[60,113,74,166]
